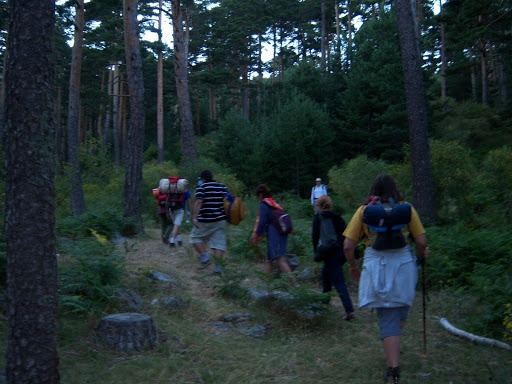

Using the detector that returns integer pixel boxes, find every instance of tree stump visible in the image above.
[96,313,158,352]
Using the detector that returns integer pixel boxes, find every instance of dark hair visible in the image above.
[255,184,272,198]
[368,174,402,203]
[200,170,213,182]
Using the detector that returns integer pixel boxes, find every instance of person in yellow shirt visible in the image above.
[343,174,429,384]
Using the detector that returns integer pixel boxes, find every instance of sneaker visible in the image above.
[213,265,222,274]
[162,237,168,244]
[343,312,355,321]
[198,259,211,269]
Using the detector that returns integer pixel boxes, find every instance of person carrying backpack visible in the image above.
[311,177,328,213]
[312,195,355,321]
[168,188,191,247]
[250,184,296,284]
[156,193,173,243]
[343,174,429,384]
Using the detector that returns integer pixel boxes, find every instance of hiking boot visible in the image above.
[213,265,222,274]
[198,259,211,269]
[169,242,176,247]
[178,240,183,246]
[383,367,400,384]
[162,237,168,244]
[343,312,355,321]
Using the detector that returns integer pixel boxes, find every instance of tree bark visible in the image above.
[171,0,197,161]
[123,0,146,232]
[67,0,86,216]
[113,63,121,165]
[4,1,60,382]
[321,0,326,71]
[395,0,436,224]
[440,0,446,99]
[157,0,164,163]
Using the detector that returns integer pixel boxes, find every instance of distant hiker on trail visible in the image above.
[311,177,328,213]
[189,170,228,274]
[168,188,191,247]
[312,195,355,321]
[156,193,173,243]
[343,174,429,384]
[250,184,295,283]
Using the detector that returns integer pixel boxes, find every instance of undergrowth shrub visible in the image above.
[427,224,511,337]
[56,207,127,238]
[328,155,390,212]
[58,237,125,315]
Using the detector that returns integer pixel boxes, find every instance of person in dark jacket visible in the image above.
[312,195,355,321]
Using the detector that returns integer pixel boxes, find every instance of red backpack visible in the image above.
[167,177,188,210]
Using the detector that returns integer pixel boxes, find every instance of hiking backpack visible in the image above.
[362,198,411,250]
[314,215,341,262]
[223,193,246,225]
[272,209,293,235]
[319,216,340,251]
[166,177,188,211]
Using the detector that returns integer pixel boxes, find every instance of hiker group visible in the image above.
[153,171,429,384]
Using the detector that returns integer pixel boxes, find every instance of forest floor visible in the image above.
[3,223,512,383]
[78,224,511,384]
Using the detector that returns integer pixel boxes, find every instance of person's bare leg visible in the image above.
[382,335,400,368]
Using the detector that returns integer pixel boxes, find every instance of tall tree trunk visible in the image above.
[55,66,64,168]
[498,59,507,105]
[440,0,446,98]
[209,86,216,124]
[67,0,86,216]
[5,1,60,382]
[157,0,164,163]
[468,48,478,101]
[347,0,353,68]
[97,68,106,141]
[321,0,326,71]
[171,0,197,160]
[123,0,146,232]
[479,38,489,105]
[257,34,263,117]
[113,63,121,165]
[0,39,7,145]
[395,0,436,223]
[102,63,113,153]
[335,1,341,56]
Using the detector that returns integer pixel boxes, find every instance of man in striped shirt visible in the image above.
[189,170,229,273]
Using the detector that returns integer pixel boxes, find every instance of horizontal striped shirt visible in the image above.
[195,181,228,222]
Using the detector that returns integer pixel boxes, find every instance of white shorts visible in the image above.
[169,209,184,226]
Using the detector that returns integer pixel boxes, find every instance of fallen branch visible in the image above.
[440,318,511,351]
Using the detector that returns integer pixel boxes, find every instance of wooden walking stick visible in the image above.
[420,255,427,355]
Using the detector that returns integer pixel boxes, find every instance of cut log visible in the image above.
[96,313,158,352]
[440,318,511,351]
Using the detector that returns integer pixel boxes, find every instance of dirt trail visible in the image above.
[121,226,230,305]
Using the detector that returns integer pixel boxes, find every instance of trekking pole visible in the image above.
[421,255,427,355]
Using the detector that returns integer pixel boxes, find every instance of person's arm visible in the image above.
[311,187,315,205]
[343,237,361,282]
[413,233,428,259]
[192,198,203,228]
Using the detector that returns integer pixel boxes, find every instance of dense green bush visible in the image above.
[426,224,511,336]
[56,207,127,238]
[327,155,390,212]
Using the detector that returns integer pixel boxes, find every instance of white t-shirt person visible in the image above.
[311,178,328,211]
